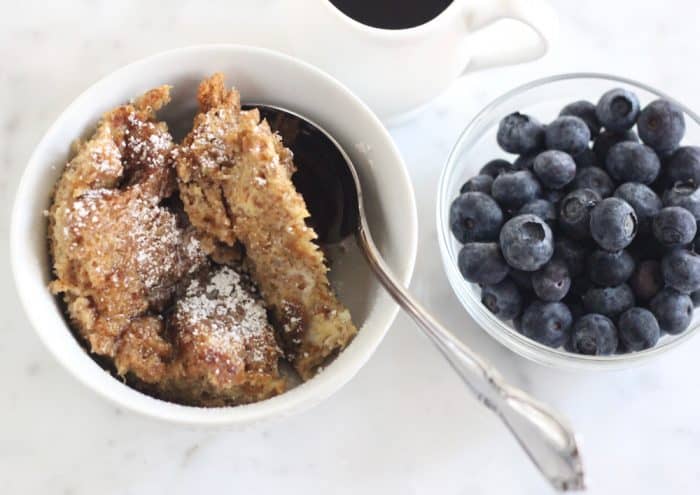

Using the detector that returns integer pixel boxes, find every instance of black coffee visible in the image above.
[329,0,453,30]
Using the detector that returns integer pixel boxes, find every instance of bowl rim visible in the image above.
[10,44,418,423]
[436,72,700,370]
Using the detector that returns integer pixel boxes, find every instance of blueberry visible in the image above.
[497,112,545,154]
[458,243,510,285]
[533,150,577,189]
[587,249,635,287]
[518,199,557,228]
[449,192,503,243]
[491,170,542,210]
[480,278,523,320]
[460,174,494,195]
[595,88,640,131]
[661,248,700,293]
[560,100,601,138]
[629,260,663,302]
[513,315,523,332]
[542,188,566,204]
[650,288,693,334]
[637,99,686,152]
[606,142,660,185]
[692,290,700,307]
[513,153,538,170]
[479,158,515,178]
[499,214,554,271]
[589,197,638,251]
[510,269,533,291]
[545,116,591,155]
[571,314,618,355]
[593,129,639,163]
[665,146,700,186]
[520,301,573,348]
[652,206,697,247]
[559,188,601,239]
[582,284,635,318]
[555,237,590,277]
[657,147,679,164]
[532,258,571,301]
[614,183,662,234]
[663,181,700,221]
[618,307,661,351]
[573,148,599,169]
[572,167,615,198]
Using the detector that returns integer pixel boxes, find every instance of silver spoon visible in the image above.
[252,103,585,491]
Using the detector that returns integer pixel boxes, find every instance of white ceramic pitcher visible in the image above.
[278,0,559,124]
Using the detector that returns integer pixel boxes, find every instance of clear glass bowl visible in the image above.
[436,73,700,370]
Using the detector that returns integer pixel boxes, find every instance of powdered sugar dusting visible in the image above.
[87,137,122,173]
[126,198,181,289]
[187,109,236,169]
[185,107,281,176]
[175,266,274,364]
[63,189,204,291]
[64,188,114,232]
[125,112,172,169]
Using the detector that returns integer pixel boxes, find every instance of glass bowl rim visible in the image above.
[436,72,700,369]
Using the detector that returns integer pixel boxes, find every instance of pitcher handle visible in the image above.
[461,0,559,74]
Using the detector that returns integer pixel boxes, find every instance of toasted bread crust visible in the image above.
[176,74,357,379]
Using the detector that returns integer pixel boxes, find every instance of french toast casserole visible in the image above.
[48,74,357,406]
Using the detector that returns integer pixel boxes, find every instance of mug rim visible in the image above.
[10,43,419,424]
[320,0,461,37]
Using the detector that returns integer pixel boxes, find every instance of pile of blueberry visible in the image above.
[450,87,700,355]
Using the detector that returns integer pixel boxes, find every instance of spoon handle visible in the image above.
[356,226,585,491]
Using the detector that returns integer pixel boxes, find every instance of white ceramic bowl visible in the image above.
[437,73,700,370]
[10,45,418,424]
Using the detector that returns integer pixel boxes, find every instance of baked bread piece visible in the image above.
[176,73,357,379]
[163,264,285,405]
[48,86,285,404]
[49,86,201,383]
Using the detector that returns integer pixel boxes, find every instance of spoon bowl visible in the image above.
[251,104,359,243]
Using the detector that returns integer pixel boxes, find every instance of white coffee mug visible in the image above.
[278,0,559,124]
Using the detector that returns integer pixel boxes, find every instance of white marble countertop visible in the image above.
[3,1,700,493]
